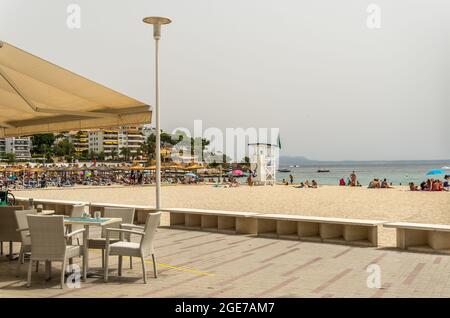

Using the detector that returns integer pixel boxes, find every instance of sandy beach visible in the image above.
[14,185,450,247]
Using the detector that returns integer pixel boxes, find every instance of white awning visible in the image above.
[0,41,151,137]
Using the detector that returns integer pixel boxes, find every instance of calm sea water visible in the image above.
[276,161,450,186]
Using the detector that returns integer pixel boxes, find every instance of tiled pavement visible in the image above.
[1,226,450,298]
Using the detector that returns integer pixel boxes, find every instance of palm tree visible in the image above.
[110,148,118,161]
[120,147,131,162]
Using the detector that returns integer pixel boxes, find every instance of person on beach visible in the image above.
[381,178,392,188]
[432,180,443,191]
[289,174,294,185]
[444,175,449,191]
[339,178,346,186]
[247,173,253,186]
[409,182,419,191]
[350,171,357,186]
[427,179,433,191]
[368,179,381,189]
[311,180,318,188]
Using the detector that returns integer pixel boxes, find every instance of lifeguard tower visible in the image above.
[248,143,279,186]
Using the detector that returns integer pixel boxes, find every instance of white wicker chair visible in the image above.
[88,207,135,269]
[104,212,160,284]
[14,209,37,276]
[0,205,24,260]
[66,204,86,246]
[27,215,85,289]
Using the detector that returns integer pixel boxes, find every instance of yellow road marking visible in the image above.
[151,262,214,276]
[88,249,213,276]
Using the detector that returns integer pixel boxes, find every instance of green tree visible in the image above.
[31,133,55,157]
[110,148,118,161]
[5,153,16,164]
[98,151,106,161]
[53,138,75,161]
[120,147,131,162]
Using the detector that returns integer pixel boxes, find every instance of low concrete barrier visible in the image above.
[162,208,384,247]
[159,208,259,235]
[384,222,450,254]
[255,214,384,247]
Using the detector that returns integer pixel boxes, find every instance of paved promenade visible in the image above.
[1,227,449,297]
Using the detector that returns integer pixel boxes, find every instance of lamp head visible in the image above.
[143,16,172,40]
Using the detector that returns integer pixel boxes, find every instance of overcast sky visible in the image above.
[1,0,449,160]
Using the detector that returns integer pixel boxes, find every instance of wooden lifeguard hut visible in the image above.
[248,143,279,186]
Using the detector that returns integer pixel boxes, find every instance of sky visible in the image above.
[1,0,449,161]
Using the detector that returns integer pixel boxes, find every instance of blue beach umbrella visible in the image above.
[185,172,197,177]
[426,169,444,176]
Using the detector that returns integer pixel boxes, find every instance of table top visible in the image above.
[64,217,122,226]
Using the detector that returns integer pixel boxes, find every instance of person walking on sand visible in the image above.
[289,174,294,185]
[247,173,253,186]
[350,171,357,187]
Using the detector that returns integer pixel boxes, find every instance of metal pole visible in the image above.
[155,38,161,210]
[143,16,171,211]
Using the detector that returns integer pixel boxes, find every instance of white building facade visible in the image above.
[88,127,144,159]
[3,137,32,160]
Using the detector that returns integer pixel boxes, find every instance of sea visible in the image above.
[276,161,450,186]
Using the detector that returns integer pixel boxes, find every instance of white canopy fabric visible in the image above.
[0,41,151,137]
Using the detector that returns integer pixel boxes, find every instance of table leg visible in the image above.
[83,225,89,281]
[68,225,73,266]
[45,260,52,280]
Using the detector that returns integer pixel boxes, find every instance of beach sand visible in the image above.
[14,185,450,247]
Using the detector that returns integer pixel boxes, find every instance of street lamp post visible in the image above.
[143,16,172,211]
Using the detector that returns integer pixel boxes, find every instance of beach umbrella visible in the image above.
[230,169,244,176]
[185,172,197,177]
[129,166,146,171]
[185,164,203,170]
[27,167,45,173]
[426,169,444,176]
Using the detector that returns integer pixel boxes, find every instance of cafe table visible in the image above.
[64,216,122,280]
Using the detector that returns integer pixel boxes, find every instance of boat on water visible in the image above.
[317,169,330,173]
[278,168,291,173]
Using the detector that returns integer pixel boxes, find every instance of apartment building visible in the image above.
[88,126,144,159]
[89,129,119,158]
[68,131,89,156]
[0,138,5,155]
[4,137,32,159]
[118,126,145,157]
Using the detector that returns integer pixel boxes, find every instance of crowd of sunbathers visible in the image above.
[409,175,449,192]
[280,175,318,188]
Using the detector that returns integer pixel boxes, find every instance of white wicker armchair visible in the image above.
[66,204,86,245]
[0,205,24,259]
[14,209,37,276]
[104,212,161,284]
[88,207,135,269]
[27,215,85,289]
